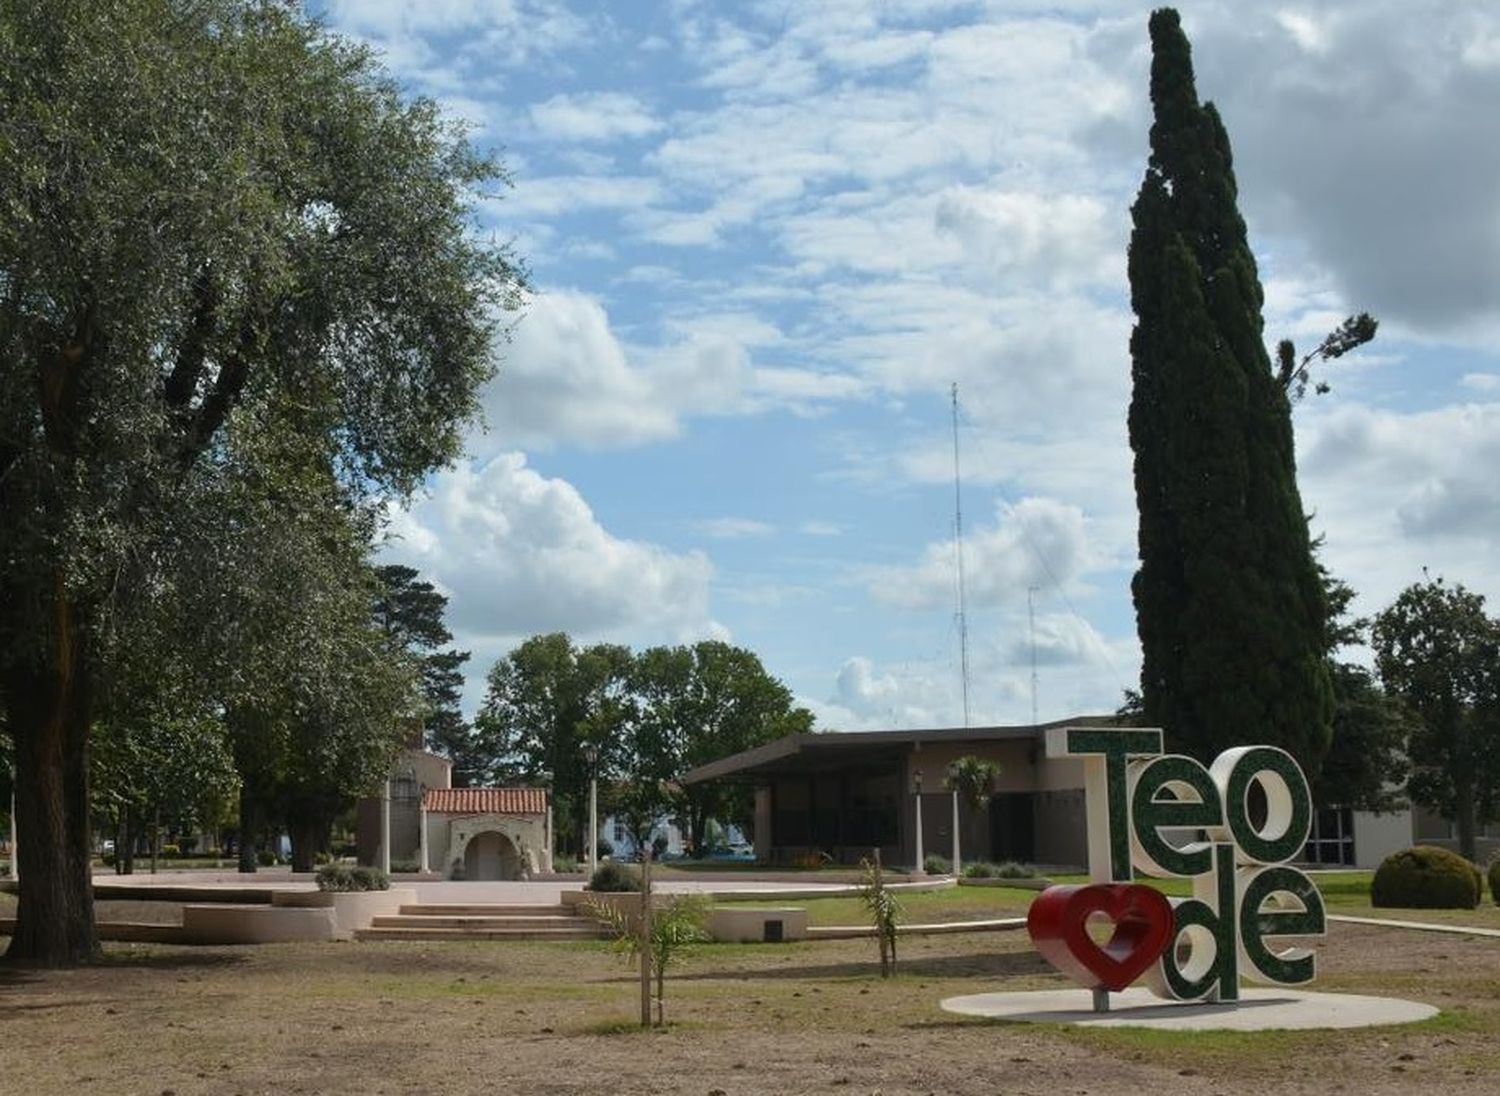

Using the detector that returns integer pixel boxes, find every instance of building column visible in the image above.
[951,789,961,878]
[418,799,429,874]
[379,779,391,874]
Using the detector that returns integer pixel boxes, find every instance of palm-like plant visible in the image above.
[587,893,710,1026]
[945,755,1002,875]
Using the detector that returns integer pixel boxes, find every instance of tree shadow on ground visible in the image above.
[675,949,1052,982]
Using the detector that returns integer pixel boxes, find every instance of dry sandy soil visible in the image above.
[1,919,1497,1096]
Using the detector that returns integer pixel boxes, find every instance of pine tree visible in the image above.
[1127,9,1332,775]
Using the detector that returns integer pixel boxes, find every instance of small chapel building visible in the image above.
[356,748,554,880]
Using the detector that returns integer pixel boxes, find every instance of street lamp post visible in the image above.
[912,768,925,876]
[582,744,599,878]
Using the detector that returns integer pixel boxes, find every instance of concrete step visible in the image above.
[370,914,600,931]
[354,924,609,942]
[397,903,571,917]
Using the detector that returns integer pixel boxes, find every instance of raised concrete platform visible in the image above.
[940,987,1439,1030]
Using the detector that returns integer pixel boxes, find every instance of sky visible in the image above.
[315,0,1500,733]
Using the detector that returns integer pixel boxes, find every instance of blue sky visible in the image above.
[316,0,1500,731]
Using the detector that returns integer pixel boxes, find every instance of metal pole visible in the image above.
[379,779,391,874]
[639,845,653,1027]
[951,788,961,877]
[588,774,598,878]
[913,774,926,876]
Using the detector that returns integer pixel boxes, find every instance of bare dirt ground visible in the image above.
[2,920,1497,1096]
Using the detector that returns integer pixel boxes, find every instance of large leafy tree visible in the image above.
[0,0,522,964]
[630,641,814,853]
[1372,579,1500,861]
[1126,8,1332,775]
[472,635,633,855]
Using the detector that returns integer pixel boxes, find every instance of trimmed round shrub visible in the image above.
[588,861,641,892]
[1371,845,1481,909]
[924,854,951,875]
[316,864,391,892]
[1488,858,1500,906]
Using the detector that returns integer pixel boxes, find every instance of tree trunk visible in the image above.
[1455,774,1477,863]
[287,810,323,874]
[237,784,258,874]
[2,597,101,966]
[118,805,135,875]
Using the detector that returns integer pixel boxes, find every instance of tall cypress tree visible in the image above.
[1128,9,1332,775]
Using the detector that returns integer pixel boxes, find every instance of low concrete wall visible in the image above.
[708,906,808,943]
[272,887,417,940]
[179,903,336,944]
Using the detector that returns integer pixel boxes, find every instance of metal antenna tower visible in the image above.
[1028,585,1040,726]
[951,382,970,728]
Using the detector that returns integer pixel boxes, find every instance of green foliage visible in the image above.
[923,854,951,875]
[316,864,391,892]
[1371,846,1481,910]
[586,893,710,1027]
[1314,568,1414,813]
[1126,8,1332,777]
[0,0,523,961]
[473,635,633,853]
[1372,578,1500,860]
[946,756,1001,811]
[373,565,473,773]
[589,862,642,893]
[963,860,1038,880]
[628,640,814,854]
[859,856,902,977]
[474,636,812,858]
[1275,313,1379,402]
[1488,859,1500,906]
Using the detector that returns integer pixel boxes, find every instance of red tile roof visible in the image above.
[422,787,547,815]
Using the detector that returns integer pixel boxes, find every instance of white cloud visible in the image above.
[385,452,716,644]
[693,518,774,539]
[529,92,663,142]
[475,289,871,451]
[1300,400,1500,614]
[934,188,1121,290]
[476,290,679,451]
[869,497,1094,611]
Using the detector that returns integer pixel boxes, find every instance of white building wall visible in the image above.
[1351,809,1416,869]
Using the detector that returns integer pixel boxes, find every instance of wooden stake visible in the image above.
[639,845,653,1027]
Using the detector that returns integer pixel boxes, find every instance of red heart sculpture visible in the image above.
[1027,883,1174,992]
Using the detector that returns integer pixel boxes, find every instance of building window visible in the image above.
[1303,807,1354,866]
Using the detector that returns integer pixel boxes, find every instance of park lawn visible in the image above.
[719,884,1037,926]
[2,918,1499,1095]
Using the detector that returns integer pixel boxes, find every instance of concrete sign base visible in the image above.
[940,986,1437,1031]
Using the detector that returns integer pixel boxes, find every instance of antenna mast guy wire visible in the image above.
[951,382,971,728]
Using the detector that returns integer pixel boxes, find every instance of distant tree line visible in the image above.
[436,633,815,857]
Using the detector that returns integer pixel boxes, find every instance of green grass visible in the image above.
[718,884,1034,926]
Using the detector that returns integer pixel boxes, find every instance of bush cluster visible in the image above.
[588,861,641,892]
[316,864,391,892]
[923,854,952,875]
[963,860,1038,880]
[1371,845,1481,909]
[1487,859,1500,907]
